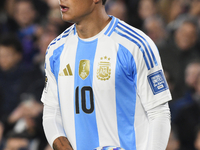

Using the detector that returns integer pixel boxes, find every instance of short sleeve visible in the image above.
[135,35,172,111]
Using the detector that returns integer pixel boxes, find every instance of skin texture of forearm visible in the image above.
[53,136,74,150]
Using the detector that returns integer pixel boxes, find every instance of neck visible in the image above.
[75,6,111,39]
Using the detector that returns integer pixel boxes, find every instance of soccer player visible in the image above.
[41,0,172,150]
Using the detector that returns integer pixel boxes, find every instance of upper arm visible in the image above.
[41,49,59,107]
[133,34,172,111]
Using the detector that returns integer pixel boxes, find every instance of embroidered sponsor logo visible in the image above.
[147,70,168,95]
[97,56,111,81]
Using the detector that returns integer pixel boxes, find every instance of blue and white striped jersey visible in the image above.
[41,16,171,150]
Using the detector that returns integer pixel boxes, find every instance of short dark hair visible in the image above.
[102,0,107,5]
[0,35,23,54]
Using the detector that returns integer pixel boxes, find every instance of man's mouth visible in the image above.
[60,5,69,12]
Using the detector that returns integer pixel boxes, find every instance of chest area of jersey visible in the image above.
[57,39,118,86]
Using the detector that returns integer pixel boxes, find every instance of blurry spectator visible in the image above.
[45,0,61,24]
[138,0,157,21]
[0,35,45,146]
[32,0,49,23]
[3,132,30,150]
[106,0,128,22]
[14,0,37,30]
[8,94,43,129]
[185,60,200,90]
[162,0,200,34]
[124,0,142,28]
[189,1,200,16]
[33,21,60,73]
[7,94,47,150]
[143,16,168,48]
[175,19,198,51]
[4,0,16,18]
[166,124,181,150]
[174,73,200,150]
[0,35,25,122]
[44,0,71,33]
[169,60,200,121]
[188,0,200,27]
[13,0,43,64]
[159,18,200,99]
[188,0,200,50]
[0,0,18,34]
[44,144,53,150]
[157,0,186,24]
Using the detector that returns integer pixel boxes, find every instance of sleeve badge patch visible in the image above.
[44,76,49,93]
[147,70,168,95]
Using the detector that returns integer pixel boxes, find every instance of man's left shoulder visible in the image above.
[47,24,75,53]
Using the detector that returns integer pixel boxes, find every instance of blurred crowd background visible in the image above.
[0,0,200,149]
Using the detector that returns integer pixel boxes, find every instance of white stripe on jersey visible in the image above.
[93,36,120,146]
[57,35,78,150]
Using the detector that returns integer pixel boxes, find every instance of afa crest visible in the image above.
[97,56,111,81]
[79,60,90,80]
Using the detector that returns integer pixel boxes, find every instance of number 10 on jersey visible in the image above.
[75,86,94,114]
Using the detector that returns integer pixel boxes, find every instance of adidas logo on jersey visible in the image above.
[59,64,73,76]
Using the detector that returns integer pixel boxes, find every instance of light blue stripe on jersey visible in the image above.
[49,44,65,115]
[104,16,119,36]
[115,44,137,150]
[108,18,119,37]
[114,29,150,70]
[104,16,116,36]
[118,22,158,67]
[74,38,99,150]
[49,44,65,81]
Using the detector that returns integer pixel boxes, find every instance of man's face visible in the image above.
[175,22,197,51]
[58,0,95,23]
[14,1,36,28]
[145,19,165,43]
[0,46,22,71]
[185,63,200,88]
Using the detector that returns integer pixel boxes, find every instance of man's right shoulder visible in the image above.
[47,24,75,53]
